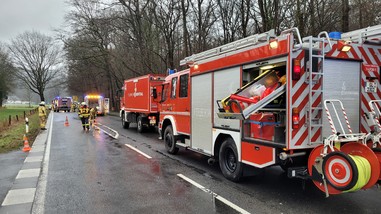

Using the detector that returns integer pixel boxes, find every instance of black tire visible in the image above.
[164,125,179,154]
[122,113,129,129]
[219,138,243,182]
[137,116,144,133]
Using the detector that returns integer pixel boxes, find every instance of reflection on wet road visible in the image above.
[42,113,240,214]
[39,113,381,214]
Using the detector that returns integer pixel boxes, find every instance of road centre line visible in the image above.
[177,174,250,214]
[124,144,152,159]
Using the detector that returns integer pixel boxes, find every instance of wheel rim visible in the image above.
[224,147,237,172]
[165,133,172,148]
[324,154,353,189]
[138,120,142,130]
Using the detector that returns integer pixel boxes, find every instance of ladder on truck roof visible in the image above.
[341,24,381,43]
[180,29,276,66]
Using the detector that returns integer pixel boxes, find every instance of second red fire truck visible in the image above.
[119,74,165,132]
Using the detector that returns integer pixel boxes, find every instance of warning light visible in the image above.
[292,107,300,129]
[292,59,301,80]
[269,39,278,49]
[338,40,351,52]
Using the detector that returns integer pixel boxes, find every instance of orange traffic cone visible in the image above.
[22,135,31,152]
[64,116,69,127]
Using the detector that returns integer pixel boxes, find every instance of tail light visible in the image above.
[292,107,300,129]
[292,59,301,80]
[148,116,156,120]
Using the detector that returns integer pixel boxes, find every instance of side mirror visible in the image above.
[152,88,158,99]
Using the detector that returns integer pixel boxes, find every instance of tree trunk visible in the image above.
[359,0,363,28]
[258,0,267,32]
[181,0,189,56]
[310,0,315,36]
[39,92,45,102]
[0,91,3,107]
[197,0,203,52]
[341,0,349,32]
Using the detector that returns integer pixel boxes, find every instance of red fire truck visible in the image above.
[52,97,72,112]
[120,74,165,132]
[156,25,381,196]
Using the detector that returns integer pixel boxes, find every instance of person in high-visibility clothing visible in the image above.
[89,107,97,129]
[78,102,90,131]
[38,101,47,130]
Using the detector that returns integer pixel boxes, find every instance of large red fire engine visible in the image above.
[156,25,381,196]
[120,74,165,132]
[52,96,72,112]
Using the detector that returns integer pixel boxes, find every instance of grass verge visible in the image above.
[0,110,42,153]
[0,107,36,121]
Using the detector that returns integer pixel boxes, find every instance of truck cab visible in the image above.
[159,70,191,145]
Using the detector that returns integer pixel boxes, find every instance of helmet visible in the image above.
[40,101,45,105]
[81,102,86,105]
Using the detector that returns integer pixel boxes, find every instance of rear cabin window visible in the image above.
[171,77,178,98]
[179,74,189,98]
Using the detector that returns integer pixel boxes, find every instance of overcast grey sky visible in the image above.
[0,0,69,43]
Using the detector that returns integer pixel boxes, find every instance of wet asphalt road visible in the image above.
[39,112,381,214]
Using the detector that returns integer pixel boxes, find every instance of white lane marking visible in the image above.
[24,156,43,163]
[2,188,36,206]
[124,144,152,159]
[15,169,41,179]
[177,174,250,214]
[31,113,54,214]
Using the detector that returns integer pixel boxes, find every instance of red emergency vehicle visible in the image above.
[84,94,107,115]
[120,74,165,132]
[156,25,381,196]
[52,97,72,112]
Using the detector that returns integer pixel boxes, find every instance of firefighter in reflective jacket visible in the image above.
[78,102,90,131]
[89,107,97,128]
[38,101,47,130]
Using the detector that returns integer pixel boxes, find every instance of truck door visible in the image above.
[361,64,381,133]
[322,59,361,137]
[191,73,212,154]
[168,73,191,135]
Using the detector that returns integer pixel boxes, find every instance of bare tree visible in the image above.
[0,44,16,106]
[151,0,182,69]
[8,31,62,102]
[216,0,240,43]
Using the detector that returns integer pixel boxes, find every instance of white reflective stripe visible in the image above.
[125,108,150,112]
[125,144,152,159]
[161,111,190,116]
[177,174,250,214]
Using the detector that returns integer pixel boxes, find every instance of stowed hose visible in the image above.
[346,155,371,192]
